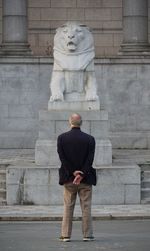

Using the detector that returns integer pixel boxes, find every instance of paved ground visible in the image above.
[1,205,150,221]
[0,220,150,251]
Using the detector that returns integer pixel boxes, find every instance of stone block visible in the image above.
[7,167,24,185]
[110,113,136,132]
[28,34,38,47]
[0,105,8,117]
[29,21,50,29]
[0,91,20,105]
[7,184,21,205]
[111,132,148,149]
[77,0,102,8]
[103,21,122,30]
[29,0,50,7]
[35,139,112,166]
[84,20,103,29]
[125,185,141,204]
[0,132,37,148]
[28,8,41,21]
[48,100,100,111]
[94,34,113,46]
[92,183,124,204]
[35,140,60,166]
[104,46,119,56]
[39,110,108,121]
[136,106,150,130]
[96,166,141,184]
[113,33,123,46]
[39,120,55,139]
[55,121,69,137]
[111,8,122,21]
[6,165,141,205]
[102,0,122,8]
[67,8,85,21]
[94,140,112,166]
[39,34,53,46]
[0,118,38,131]
[85,8,111,21]
[91,121,109,139]
[40,8,67,20]
[8,105,37,118]
[51,0,76,8]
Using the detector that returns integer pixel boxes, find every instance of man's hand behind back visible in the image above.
[73,170,83,185]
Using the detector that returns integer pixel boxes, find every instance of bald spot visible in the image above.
[69,113,82,127]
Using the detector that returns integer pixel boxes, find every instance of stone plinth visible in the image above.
[35,109,112,166]
[48,100,100,111]
[35,139,112,166]
[6,165,141,205]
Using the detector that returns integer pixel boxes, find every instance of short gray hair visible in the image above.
[69,113,82,127]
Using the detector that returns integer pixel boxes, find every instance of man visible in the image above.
[57,113,96,242]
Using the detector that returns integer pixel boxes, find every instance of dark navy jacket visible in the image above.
[57,127,96,186]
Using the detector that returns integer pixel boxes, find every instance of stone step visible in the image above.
[141,171,150,180]
[141,188,150,200]
[141,198,150,204]
[140,164,150,171]
[141,180,150,189]
[0,188,6,200]
[0,180,6,189]
[0,199,7,205]
[0,170,6,180]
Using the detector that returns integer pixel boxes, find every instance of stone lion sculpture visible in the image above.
[49,22,99,102]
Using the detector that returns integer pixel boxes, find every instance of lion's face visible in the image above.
[54,22,94,53]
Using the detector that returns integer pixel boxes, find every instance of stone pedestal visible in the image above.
[35,109,112,166]
[6,164,141,205]
[0,0,31,55]
[119,0,150,55]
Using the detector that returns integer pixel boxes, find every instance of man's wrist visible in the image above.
[79,172,84,177]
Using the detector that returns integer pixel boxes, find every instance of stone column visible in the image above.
[0,0,31,55]
[119,0,150,55]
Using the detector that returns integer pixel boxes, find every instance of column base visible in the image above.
[0,42,32,56]
[118,43,150,56]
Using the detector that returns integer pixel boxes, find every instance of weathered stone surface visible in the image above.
[6,165,141,205]
[48,100,100,111]
[94,140,112,166]
[35,140,60,166]
[35,139,112,166]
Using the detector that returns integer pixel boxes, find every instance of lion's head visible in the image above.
[54,22,94,54]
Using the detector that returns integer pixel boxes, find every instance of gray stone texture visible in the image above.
[0,57,150,149]
[6,165,141,205]
[1,0,31,55]
[120,0,150,54]
[35,139,112,166]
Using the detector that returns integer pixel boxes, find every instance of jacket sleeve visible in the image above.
[80,136,95,176]
[57,135,73,176]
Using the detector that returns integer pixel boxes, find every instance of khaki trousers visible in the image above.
[61,182,93,238]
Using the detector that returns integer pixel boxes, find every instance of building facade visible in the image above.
[0,0,150,149]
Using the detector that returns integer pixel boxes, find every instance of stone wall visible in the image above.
[0,0,122,57]
[0,57,150,149]
[27,0,123,57]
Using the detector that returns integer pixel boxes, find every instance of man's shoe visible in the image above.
[83,236,95,241]
[59,236,70,242]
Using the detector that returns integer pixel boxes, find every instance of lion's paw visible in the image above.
[50,93,64,102]
[85,93,98,101]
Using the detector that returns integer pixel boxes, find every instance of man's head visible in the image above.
[69,113,82,128]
